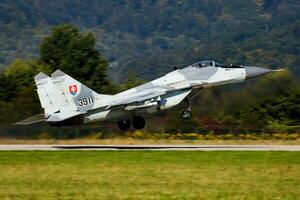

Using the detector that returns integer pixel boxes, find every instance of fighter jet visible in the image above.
[17,60,283,131]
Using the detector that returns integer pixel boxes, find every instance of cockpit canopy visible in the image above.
[190,60,243,68]
[191,61,213,68]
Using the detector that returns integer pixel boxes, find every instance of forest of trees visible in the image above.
[0,25,114,126]
[0,0,299,81]
[0,1,299,137]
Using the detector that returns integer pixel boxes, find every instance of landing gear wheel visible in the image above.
[132,116,146,129]
[117,119,131,131]
[181,110,192,120]
[181,98,192,120]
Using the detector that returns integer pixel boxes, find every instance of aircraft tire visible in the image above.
[117,119,131,131]
[181,110,192,120]
[132,116,146,129]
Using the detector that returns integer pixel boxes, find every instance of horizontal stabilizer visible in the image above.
[16,114,46,125]
[47,111,84,122]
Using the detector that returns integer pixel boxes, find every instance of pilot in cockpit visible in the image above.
[196,61,213,68]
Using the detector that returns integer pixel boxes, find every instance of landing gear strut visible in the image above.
[181,98,192,120]
[132,116,146,129]
[117,119,131,131]
[181,109,192,120]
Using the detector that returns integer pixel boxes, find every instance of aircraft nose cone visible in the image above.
[244,66,271,79]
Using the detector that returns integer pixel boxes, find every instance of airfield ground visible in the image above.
[0,151,299,199]
[0,138,300,145]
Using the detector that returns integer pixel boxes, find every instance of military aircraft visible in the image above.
[17,60,284,131]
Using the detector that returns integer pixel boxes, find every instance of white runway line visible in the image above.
[0,145,300,151]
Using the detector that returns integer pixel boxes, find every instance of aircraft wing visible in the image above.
[106,80,206,110]
[108,87,167,108]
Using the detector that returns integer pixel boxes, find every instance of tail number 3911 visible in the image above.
[77,97,94,107]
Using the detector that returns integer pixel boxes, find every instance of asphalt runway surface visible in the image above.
[0,145,300,151]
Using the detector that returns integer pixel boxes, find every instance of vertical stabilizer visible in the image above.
[51,70,101,112]
[34,72,59,116]
[35,70,113,117]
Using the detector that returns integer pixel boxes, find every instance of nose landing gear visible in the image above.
[180,88,203,120]
[181,108,192,120]
[181,98,192,120]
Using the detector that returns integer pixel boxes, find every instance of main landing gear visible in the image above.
[117,116,146,131]
[132,116,145,129]
[117,119,131,131]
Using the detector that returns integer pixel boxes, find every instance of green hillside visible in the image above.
[0,1,299,134]
[0,0,299,81]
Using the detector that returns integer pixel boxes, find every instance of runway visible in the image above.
[0,145,300,151]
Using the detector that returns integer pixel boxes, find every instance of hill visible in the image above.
[0,0,299,82]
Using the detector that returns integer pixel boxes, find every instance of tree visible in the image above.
[0,59,50,124]
[40,24,114,93]
[122,71,144,90]
[4,59,51,93]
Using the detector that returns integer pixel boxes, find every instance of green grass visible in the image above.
[0,151,300,200]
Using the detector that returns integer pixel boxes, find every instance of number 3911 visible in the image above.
[77,97,94,107]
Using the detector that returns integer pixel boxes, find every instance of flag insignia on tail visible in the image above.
[69,85,78,96]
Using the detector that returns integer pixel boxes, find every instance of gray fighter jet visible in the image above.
[17,60,283,131]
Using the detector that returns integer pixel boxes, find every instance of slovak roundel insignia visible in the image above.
[69,85,78,96]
